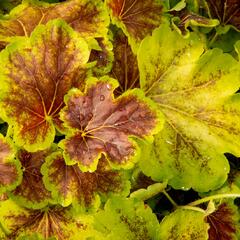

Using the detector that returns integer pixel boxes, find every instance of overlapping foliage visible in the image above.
[0,0,239,239]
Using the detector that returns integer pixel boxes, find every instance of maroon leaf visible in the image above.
[59,78,162,171]
[107,0,163,52]
[110,30,140,96]
[206,0,240,30]
[206,202,239,240]
[42,152,130,208]
[10,149,52,209]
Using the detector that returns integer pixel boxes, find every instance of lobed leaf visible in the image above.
[138,23,240,192]
[93,197,160,240]
[0,134,22,194]
[158,208,209,240]
[41,151,130,209]
[9,149,54,209]
[59,77,163,171]
[0,19,90,152]
[0,0,109,49]
[206,202,240,240]
[0,199,98,240]
[106,0,164,53]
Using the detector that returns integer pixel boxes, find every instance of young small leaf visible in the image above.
[106,0,164,53]
[138,23,240,192]
[89,37,114,77]
[0,19,90,152]
[93,197,160,240]
[41,151,130,209]
[59,77,163,171]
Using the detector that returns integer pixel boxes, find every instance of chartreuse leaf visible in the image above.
[41,151,130,210]
[110,29,140,96]
[0,0,109,49]
[0,199,99,239]
[168,0,186,11]
[158,208,209,240]
[0,134,22,194]
[8,148,56,209]
[138,22,240,192]
[93,197,160,240]
[106,0,165,53]
[206,201,240,240]
[0,226,5,239]
[0,19,90,152]
[130,182,167,201]
[59,76,163,172]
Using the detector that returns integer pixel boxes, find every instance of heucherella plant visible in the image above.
[0,0,239,239]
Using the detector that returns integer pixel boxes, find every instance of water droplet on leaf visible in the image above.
[100,95,105,101]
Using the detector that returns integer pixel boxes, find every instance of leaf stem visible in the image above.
[178,205,206,213]
[188,193,240,207]
[209,31,218,47]
[163,190,178,207]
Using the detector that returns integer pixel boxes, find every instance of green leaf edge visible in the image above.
[59,76,163,172]
[0,19,90,152]
[41,151,102,211]
[0,134,22,195]
[105,0,165,54]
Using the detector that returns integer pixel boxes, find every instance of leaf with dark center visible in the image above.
[0,134,22,194]
[0,0,109,49]
[110,30,140,96]
[106,0,164,53]
[0,199,97,239]
[59,77,163,172]
[205,0,240,31]
[42,151,130,209]
[89,37,114,77]
[9,149,54,209]
[206,202,240,240]
[0,20,90,152]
